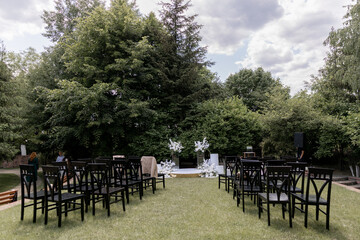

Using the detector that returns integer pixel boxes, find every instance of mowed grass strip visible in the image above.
[0,177,359,240]
[0,174,20,192]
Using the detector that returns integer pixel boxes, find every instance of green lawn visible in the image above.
[0,174,20,192]
[0,178,359,240]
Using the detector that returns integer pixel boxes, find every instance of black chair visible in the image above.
[20,164,45,223]
[69,161,95,212]
[51,161,71,192]
[42,165,85,227]
[76,158,94,164]
[156,173,166,189]
[87,163,125,216]
[112,159,132,204]
[139,156,157,193]
[266,159,286,166]
[237,160,263,212]
[128,157,147,197]
[287,162,307,194]
[218,156,239,193]
[95,158,114,181]
[262,160,286,187]
[292,167,334,230]
[258,166,292,227]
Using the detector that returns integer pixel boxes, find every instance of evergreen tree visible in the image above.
[42,0,104,42]
[158,0,214,133]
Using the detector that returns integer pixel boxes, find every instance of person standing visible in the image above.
[56,151,65,162]
[28,152,39,181]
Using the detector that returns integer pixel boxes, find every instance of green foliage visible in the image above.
[157,0,214,130]
[0,45,22,161]
[180,97,262,157]
[315,115,348,160]
[225,67,285,112]
[261,91,324,158]
[42,0,104,42]
[312,2,360,116]
[346,110,360,148]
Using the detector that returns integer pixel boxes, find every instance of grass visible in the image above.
[0,174,20,192]
[0,177,359,240]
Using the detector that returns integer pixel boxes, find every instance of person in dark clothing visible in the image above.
[27,152,39,181]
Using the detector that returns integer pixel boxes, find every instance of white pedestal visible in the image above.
[216,165,224,174]
[210,153,219,166]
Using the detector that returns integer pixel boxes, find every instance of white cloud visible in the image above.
[136,0,284,55]
[0,0,53,41]
[237,0,352,94]
[194,0,284,55]
[0,0,353,94]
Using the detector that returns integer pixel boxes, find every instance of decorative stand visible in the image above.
[197,151,204,166]
[172,153,179,167]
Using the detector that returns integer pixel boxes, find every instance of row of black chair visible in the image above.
[20,156,164,227]
[218,157,334,230]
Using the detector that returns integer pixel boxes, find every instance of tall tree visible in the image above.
[0,43,21,161]
[42,0,103,42]
[158,0,214,132]
[225,67,285,112]
[311,2,360,116]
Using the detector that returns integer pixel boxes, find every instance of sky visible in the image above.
[0,0,353,94]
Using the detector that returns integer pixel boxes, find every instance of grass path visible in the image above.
[0,177,359,239]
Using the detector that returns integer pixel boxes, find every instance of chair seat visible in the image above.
[259,193,289,203]
[143,176,154,181]
[93,187,124,195]
[48,192,85,202]
[242,185,262,192]
[29,190,45,199]
[292,193,328,204]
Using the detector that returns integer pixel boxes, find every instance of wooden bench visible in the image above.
[0,190,18,205]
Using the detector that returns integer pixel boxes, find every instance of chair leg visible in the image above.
[81,198,84,221]
[326,205,330,230]
[33,199,37,223]
[163,175,165,188]
[65,202,68,217]
[122,191,126,212]
[152,178,156,193]
[258,198,261,218]
[58,203,62,227]
[92,194,96,216]
[218,176,220,189]
[44,200,48,225]
[42,198,45,214]
[288,202,292,228]
[291,196,295,218]
[282,204,285,219]
[304,203,309,228]
[21,198,24,221]
[316,204,319,221]
[126,188,130,204]
[267,202,271,226]
[242,192,245,212]
[107,195,110,217]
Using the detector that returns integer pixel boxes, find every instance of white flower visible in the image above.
[159,159,176,178]
[194,137,210,152]
[198,159,218,178]
[168,139,184,153]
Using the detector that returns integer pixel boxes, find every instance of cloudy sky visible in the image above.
[0,0,353,94]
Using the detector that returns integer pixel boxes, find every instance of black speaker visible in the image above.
[294,132,304,148]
